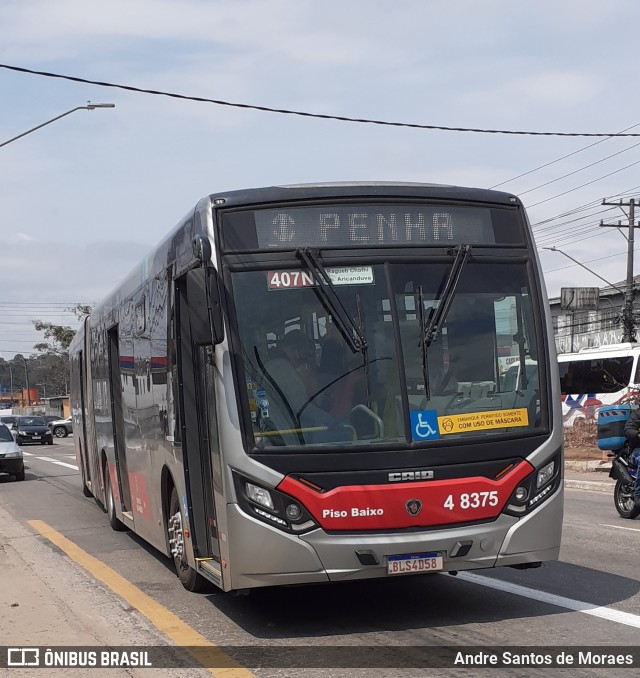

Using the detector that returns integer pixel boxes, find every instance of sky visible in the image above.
[2,0,640,360]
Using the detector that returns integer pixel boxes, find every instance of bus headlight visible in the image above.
[503,451,561,517]
[536,460,555,489]
[245,482,274,510]
[285,503,302,520]
[514,486,528,502]
[234,474,318,534]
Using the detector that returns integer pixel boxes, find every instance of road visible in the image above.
[1,436,639,676]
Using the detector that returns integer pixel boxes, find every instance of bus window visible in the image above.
[232,265,400,447]
[392,262,542,435]
[560,356,634,395]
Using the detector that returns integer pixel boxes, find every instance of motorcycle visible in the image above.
[598,403,639,519]
[608,443,639,519]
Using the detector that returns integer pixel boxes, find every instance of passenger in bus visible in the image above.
[262,329,336,433]
[622,409,640,518]
[317,329,365,418]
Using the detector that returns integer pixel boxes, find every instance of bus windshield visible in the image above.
[232,259,542,450]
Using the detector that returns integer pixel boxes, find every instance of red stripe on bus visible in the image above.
[277,460,533,530]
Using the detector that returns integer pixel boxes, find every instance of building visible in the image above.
[549,276,640,354]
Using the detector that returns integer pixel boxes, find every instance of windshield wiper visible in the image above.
[422,244,471,348]
[417,285,432,400]
[296,248,367,353]
[513,294,529,391]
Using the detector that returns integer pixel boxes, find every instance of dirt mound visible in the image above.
[562,418,610,460]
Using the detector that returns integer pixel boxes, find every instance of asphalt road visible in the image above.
[1,436,639,676]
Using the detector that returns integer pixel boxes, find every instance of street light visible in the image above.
[542,246,624,295]
[542,245,634,342]
[0,102,115,149]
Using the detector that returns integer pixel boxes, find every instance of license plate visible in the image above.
[32,435,40,439]
[387,552,443,575]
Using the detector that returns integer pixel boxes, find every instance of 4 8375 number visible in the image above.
[443,490,499,511]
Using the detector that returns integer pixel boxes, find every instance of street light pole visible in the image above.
[23,357,30,409]
[1,101,115,413]
[0,102,115,149]
[542,246,625,295]
[543,245,628,344]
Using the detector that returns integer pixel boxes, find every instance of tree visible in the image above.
[0,355,25,404]
[31,303,92,397]
[32,322,76,356]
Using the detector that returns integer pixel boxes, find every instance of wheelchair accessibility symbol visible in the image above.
[410,410,440,441]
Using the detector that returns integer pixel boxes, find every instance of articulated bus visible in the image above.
[69,183,563,593]
[559,343,640,426]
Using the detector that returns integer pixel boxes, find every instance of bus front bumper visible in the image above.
[225,488,562,590]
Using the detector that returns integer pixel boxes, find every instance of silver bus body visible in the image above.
[70,183,563,592]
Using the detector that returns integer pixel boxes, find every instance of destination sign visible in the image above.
[221,203,523,251]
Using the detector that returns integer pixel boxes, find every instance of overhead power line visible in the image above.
[526,159,640,208]
[516,140,640,196]
[4,63,640,138]
[490,122,640,188]
[530,184,640,229]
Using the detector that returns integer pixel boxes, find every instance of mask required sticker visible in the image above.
[438,408,529,434]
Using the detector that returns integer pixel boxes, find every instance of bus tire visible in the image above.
[105,464,126,531]
[168,488,209,592]
[80,460,93,498]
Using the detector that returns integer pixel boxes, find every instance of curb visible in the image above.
[565,479,614,493]
[565,460,612,473]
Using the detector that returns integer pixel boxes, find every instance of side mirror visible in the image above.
[185,267,224,346]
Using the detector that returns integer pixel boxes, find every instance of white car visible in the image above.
[0,423,25,481]
[50,416,73,438]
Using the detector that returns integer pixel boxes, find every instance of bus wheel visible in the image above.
[168,488,209,592]
[80,460,93,498]
[105,465,126,531]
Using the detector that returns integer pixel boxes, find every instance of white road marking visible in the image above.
[32,456,79,471]
[599,523,640,533]
[51,461,79,470]
[457,572,640,629]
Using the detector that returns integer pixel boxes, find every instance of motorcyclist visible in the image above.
[622,408,640,518]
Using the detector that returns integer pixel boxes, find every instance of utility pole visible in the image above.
[23,357,30,409]
[600,198,639,342]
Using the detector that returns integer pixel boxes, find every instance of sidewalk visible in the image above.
[564,459,616,493]
[0,503,209,677]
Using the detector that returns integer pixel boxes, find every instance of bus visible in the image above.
[69,183,563,593]
[558,343,640,426]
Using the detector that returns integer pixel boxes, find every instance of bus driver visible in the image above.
[262,330,336,435]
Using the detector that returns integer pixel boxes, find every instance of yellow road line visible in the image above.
[28,520,256,678]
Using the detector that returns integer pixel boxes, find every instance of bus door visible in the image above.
[175,267,223,570]
[76,348,92,487]
[107,325,132,515]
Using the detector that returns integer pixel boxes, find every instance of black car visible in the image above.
[13,416,54,445]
